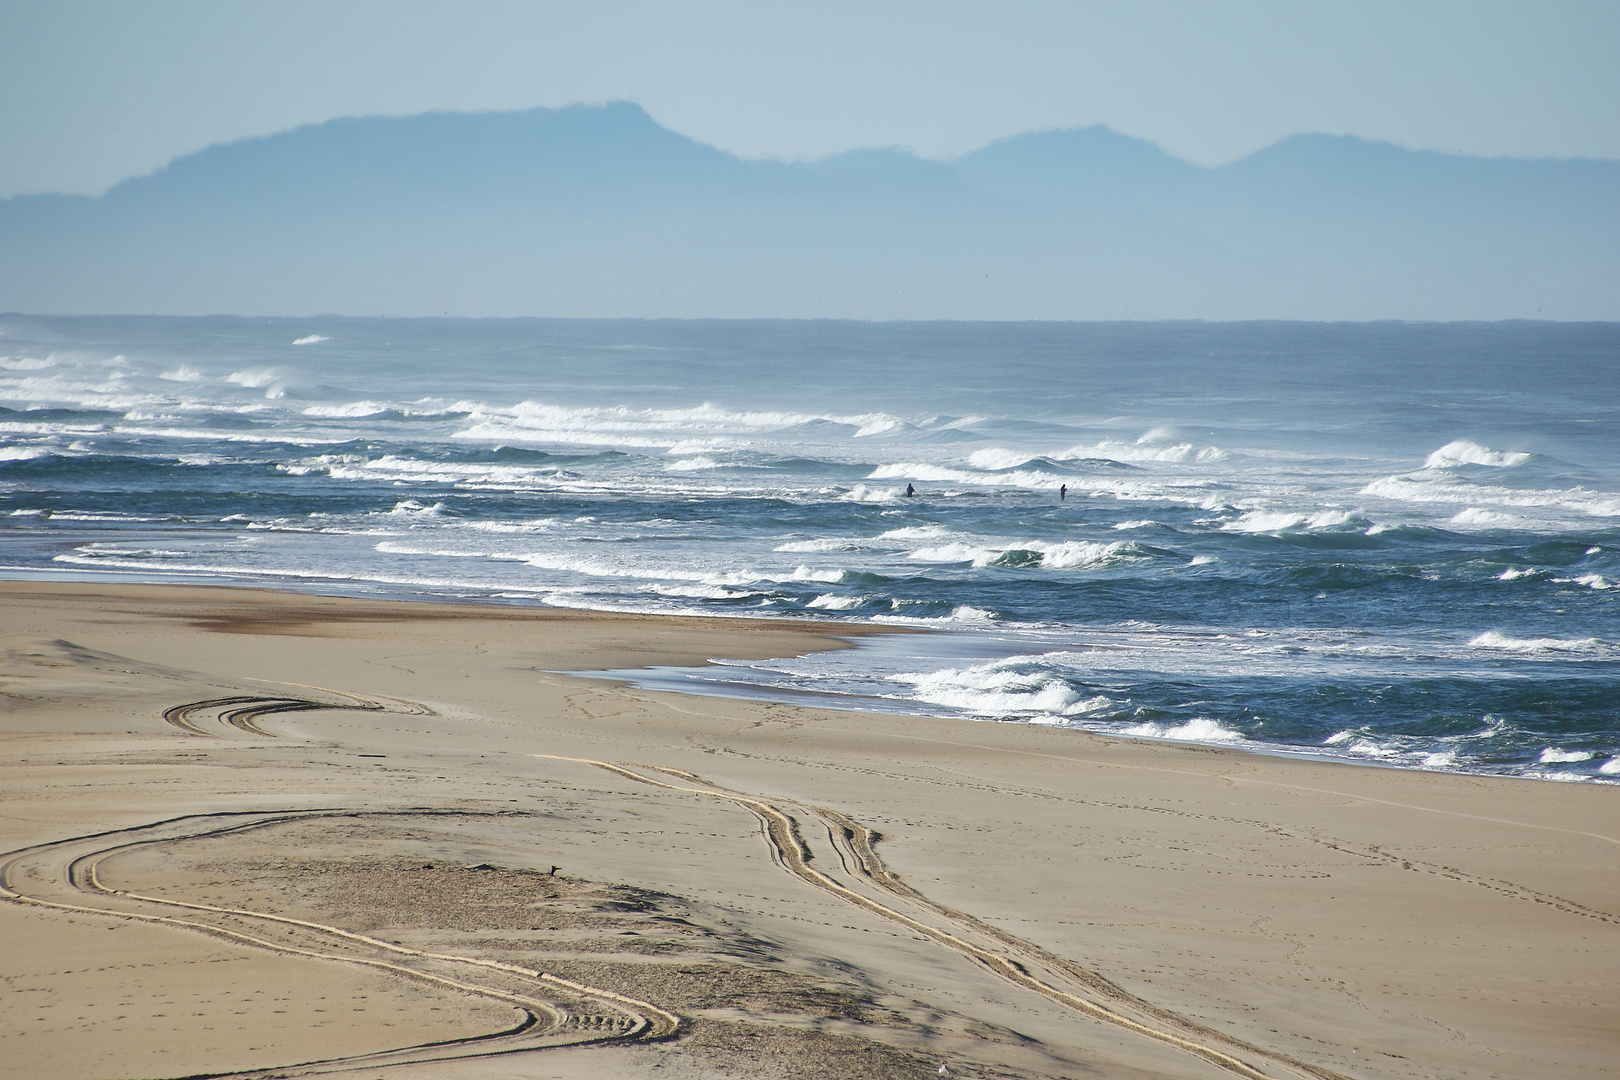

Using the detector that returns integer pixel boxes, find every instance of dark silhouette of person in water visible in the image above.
[906,484,916,497]
[1060,484,1067,501]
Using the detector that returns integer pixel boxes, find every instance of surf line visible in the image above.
[533,753,1346,1080]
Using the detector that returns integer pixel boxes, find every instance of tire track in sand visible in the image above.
[534,754,1354,1080]
[161,683,440,737]
[0,809,680,1079]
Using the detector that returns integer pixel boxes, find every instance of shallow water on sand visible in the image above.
[2,315,1616,779]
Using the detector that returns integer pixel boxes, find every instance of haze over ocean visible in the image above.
[2,315,1615,781]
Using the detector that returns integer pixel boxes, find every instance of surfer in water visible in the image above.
[1060,484,1067,500]
[906,484,916,497]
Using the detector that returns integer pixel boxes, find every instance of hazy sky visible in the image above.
[2,0,1617,198]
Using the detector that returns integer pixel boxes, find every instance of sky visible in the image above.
[1,0,1618,199]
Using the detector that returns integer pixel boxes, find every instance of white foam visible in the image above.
[226,369,279,389]
[387,499,451,517]
[1066,439,1227,464]
[1601,759,1620,775]
[842,483,902,503]
[159,365,205,382]
[1424,440,1532,469]
[1113,519,1160,530]
[806,593,865,610]
[291,335,330,345]
[1497,567,1543,581]
[665,456,721,472]
[1359,476,1620,524]
[872,605,998,626]
[967,447,1035,471]
[0,446,50,461]
[1538,748,1595,764]
[373,541,489,559]
[0,356,54,371]
[907,538,1137,570]
[875,525,953,541]
[1121,717,1243,743]
[790,565,846,583]
[854,417,905,437]
[1341,738,1401,759]
[1563,573,1614,590]
[303,401,389,418]
[454,398,914,450]
[774,538,859,553]
[1223,508,1367,533]
[894,659,1096,715]
[1450,507,1531,528]
[1468,630,1601,653]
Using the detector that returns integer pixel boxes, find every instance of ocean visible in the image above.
[2,315,1616,781]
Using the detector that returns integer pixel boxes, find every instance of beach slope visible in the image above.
[1,582,1614,1080]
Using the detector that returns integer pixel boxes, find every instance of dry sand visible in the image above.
[0,580,1615,1080]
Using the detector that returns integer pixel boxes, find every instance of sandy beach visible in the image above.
[1,580,1615,1080]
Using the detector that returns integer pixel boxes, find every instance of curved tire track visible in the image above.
[163,694,391,737]
[0,809,679,1079]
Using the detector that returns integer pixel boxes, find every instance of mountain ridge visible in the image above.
[3,103,1615,319]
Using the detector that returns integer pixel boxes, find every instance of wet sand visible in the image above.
[1,580,1615,1080]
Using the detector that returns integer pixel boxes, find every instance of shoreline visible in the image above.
[2,580,1616,1079]
[12,569,1610,786]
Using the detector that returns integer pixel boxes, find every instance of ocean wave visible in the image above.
[774,538,861,553]
[226,369,281,389]
[1559,573,1614,590]
[892,658,1106,716]
[454,399,921,450]
[1070,439,1228,464]
[386,499,452,517]
[1450,507,1534,528]
[1360,474,1620,522]
[841,483,903,503]
[875,524,954,541]
[291,334,330,345]
[1468,630,1602,653]
[870,605,998,626]
[303,401,391,418]
[906,538,1141,570]
[1538,747,1596,764]
[1121,717,1244,742]
[966,447,1038,470]
[805,593,867,610]
[1222,508,1369,533]
[312,454,563,485]
[867,462,1066,490]
[1424,440,1533,469]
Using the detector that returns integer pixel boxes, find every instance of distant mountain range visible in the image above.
[3,103,1616,319]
